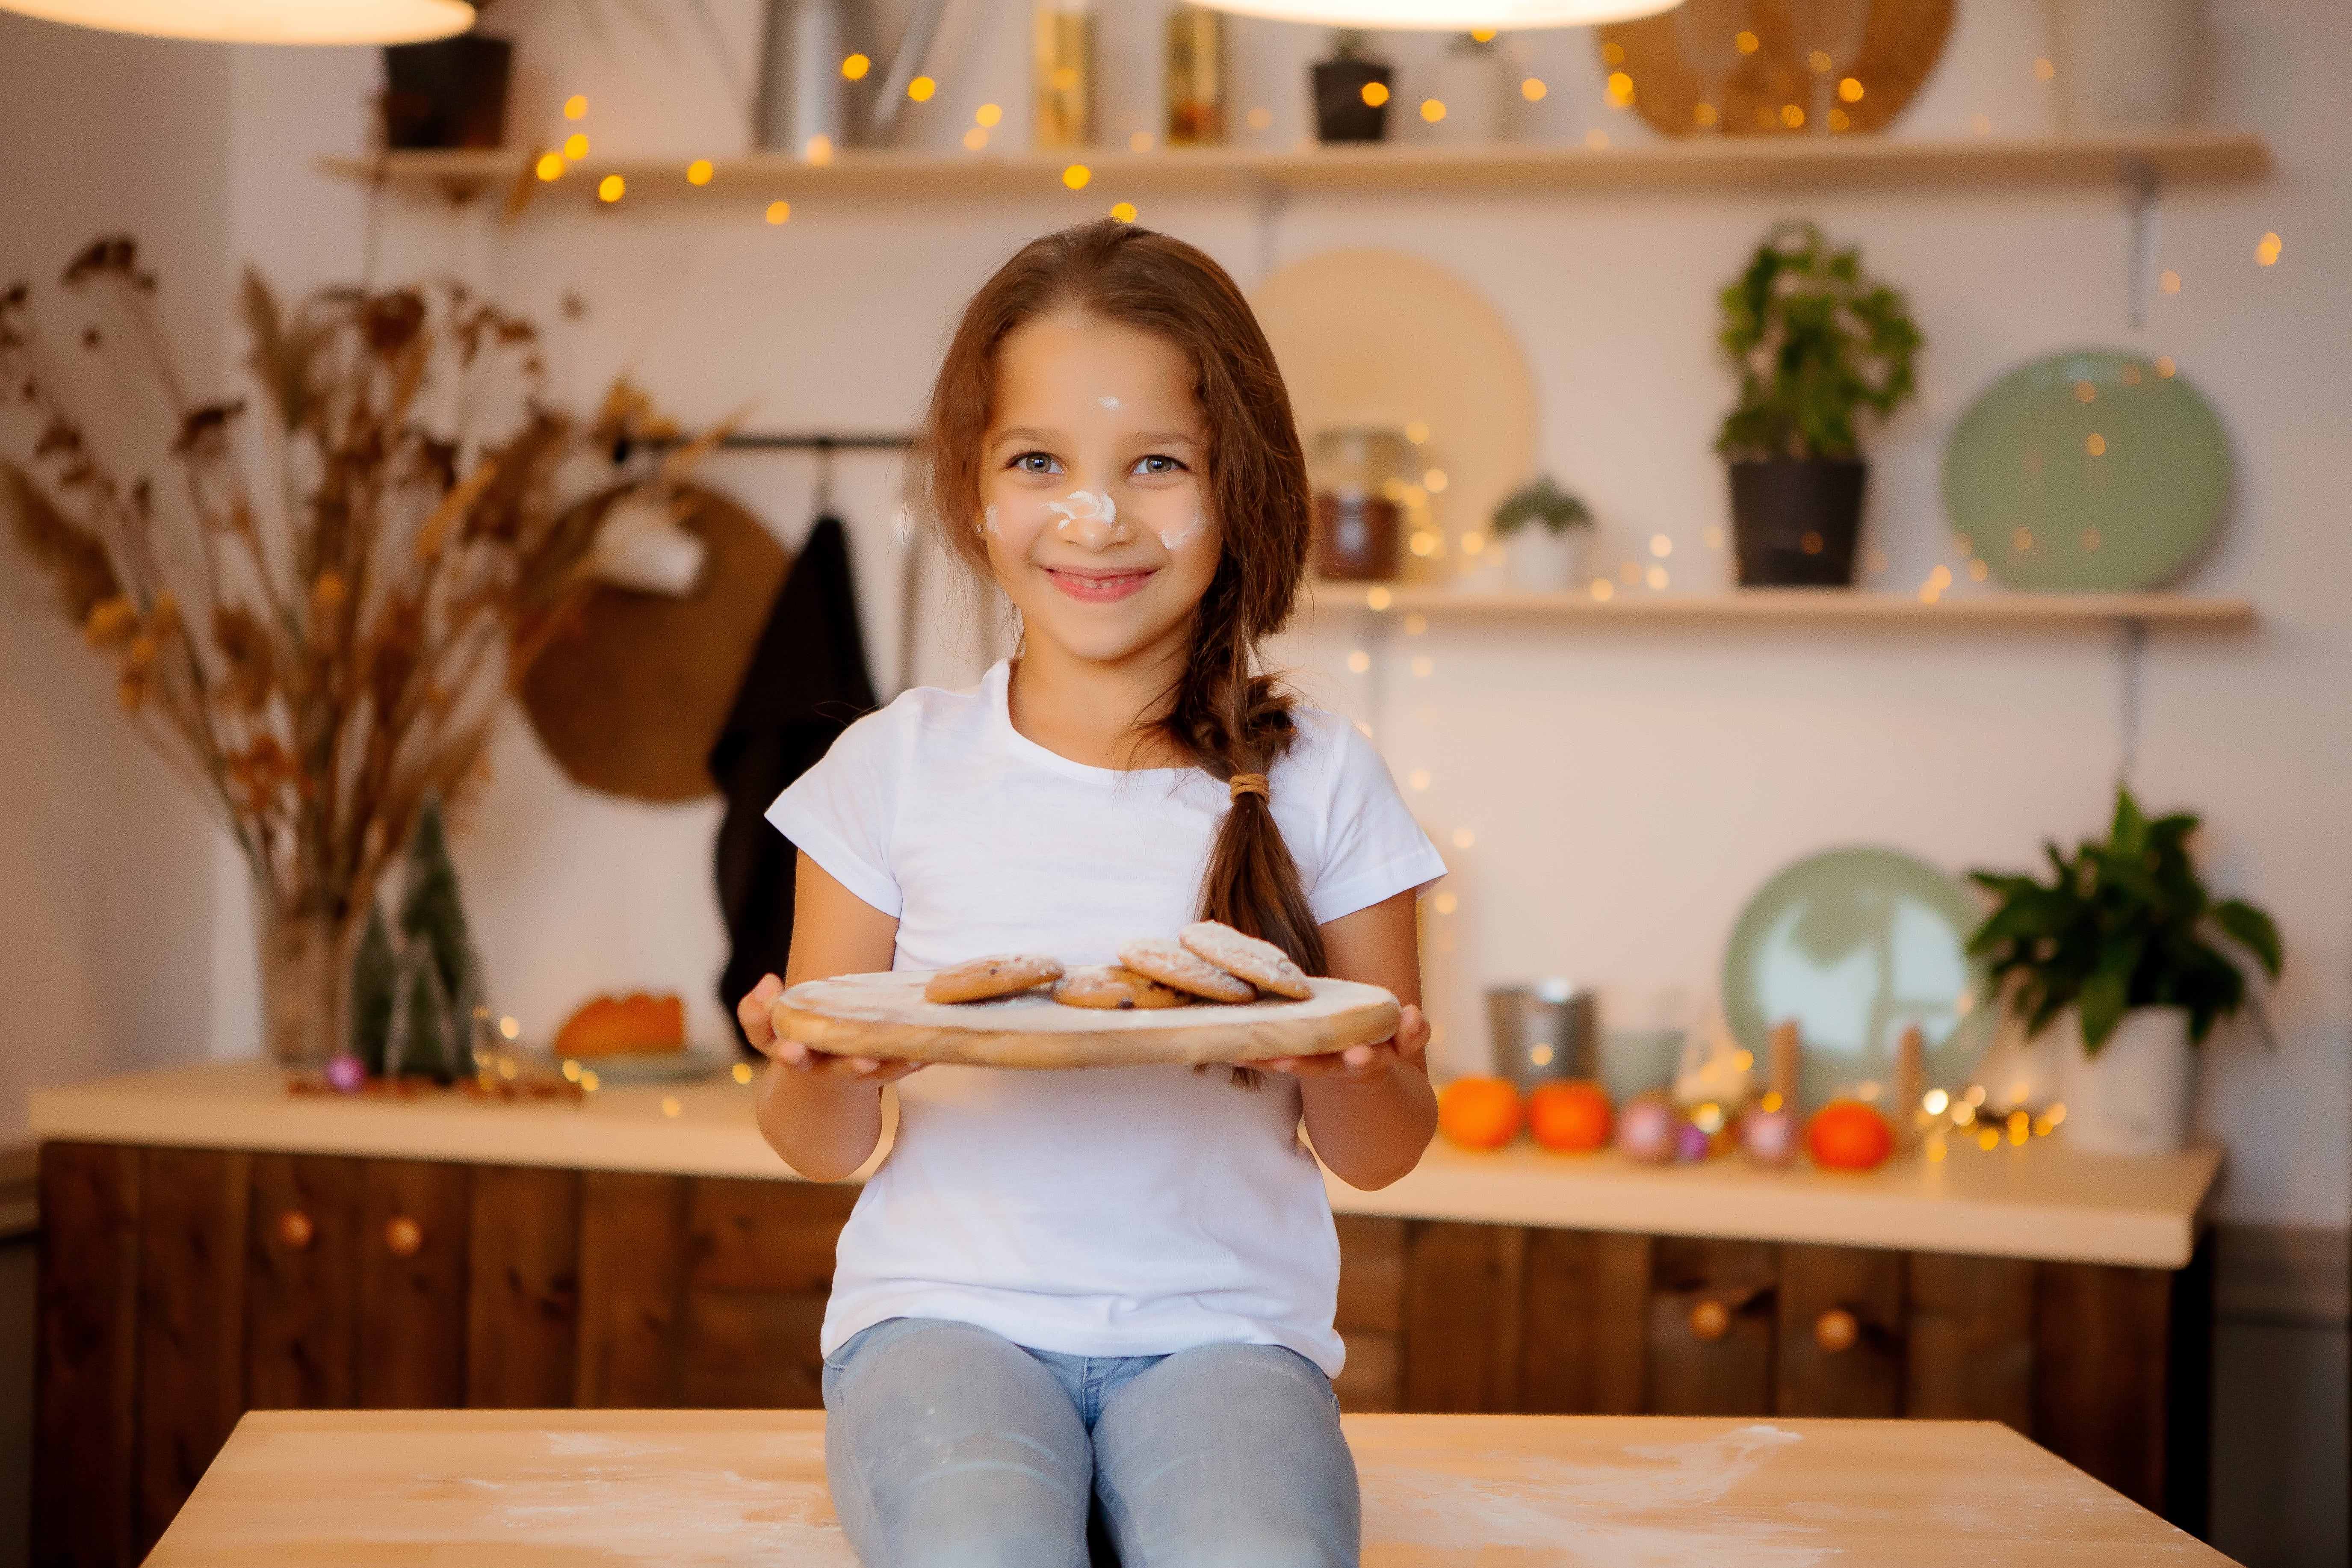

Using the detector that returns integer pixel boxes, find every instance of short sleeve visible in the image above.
[765,704,907,919]
[1301,717,1450,925]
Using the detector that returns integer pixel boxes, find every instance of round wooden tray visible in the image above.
[770,972,1401,1069]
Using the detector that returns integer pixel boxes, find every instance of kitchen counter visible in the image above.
[31,1060,2219,1267]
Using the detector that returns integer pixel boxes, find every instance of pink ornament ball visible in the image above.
[1674,1119,1714,1162]
[1616,1094,1679,1163]
[1741,1107,1801,1166]
[325,1054,367,1095]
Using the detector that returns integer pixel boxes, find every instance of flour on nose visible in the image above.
[1048,489,1116,529]
[1098,396,1121,409]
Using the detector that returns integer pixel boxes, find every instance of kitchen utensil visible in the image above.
[1486,981,1596,1093]
[1945,349,2230,592]
[770,971,1398,1069]
[1722,846,1995,1113]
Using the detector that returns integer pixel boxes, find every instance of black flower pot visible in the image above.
[1728,458,1867,587]
[382,34,513,151]
[1313,57,1391,143]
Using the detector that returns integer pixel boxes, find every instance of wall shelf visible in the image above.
[322,129,2271,207]
[1309,584,2256,629]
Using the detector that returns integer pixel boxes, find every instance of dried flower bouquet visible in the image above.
[1,237,653,1063]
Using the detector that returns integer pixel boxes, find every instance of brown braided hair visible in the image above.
[919,219,1326,977]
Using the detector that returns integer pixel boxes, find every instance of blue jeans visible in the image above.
[821,1317,1360,1568]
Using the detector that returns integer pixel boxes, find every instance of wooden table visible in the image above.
[147,1409,2233,1566]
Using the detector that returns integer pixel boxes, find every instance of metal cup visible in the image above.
[1486,981,1596,1093]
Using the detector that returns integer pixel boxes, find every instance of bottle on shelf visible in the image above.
[1034,0,1095,149]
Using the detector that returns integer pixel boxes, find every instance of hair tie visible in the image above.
[1229,773,1270,803]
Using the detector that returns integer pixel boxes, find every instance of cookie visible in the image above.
[1178,921,1314,1001]
[1050,966,1193,1010]
[1118,936,1257,1004]
[925,954,1065,1004]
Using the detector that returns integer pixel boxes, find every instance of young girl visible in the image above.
[735,219,1445,1568]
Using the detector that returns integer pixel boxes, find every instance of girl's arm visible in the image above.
[734,853,911,1182]
[1253,889,1439,1191]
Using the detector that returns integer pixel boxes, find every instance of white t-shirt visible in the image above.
[766,659,1447,1375]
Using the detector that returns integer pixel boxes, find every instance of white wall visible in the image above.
[28,0,2328,1231]
[0,13,231,1139]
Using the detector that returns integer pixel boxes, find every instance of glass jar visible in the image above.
[1034,0,1094,149]
[1309,428,1406,580]
[1166,5,1225,145]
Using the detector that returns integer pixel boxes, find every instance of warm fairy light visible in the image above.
[1591,579,1615,601]
[732,1061,754,1084]
[535,153,564,181]
[564,94,588,119]
[1460,532,1485,555]
[1248,106,1273,130]
[1602,41,1624,64]
[1780,103,1805,127]
[907,75,936,101]
[2012,526,2033,551]
[1969,112,1991,135]
[1968,558,1988,580]
[2047,1102,2066,1124]
[1923,1088,1949,1114]
[687,159,713,184]
[2257,231,2282,266]
[1410,655,1433,677]
[1434,891,1459,915]
[1366,585,1393,610]
[2074,379,2096,402]
[1953,532,1974,554]
[1404,613,1427,635]
[1130,130,1154,151]
[1918,582,1939,605]
[841,52,870,80]
[1606,71,1634,105]
[1977,1127,2000,1150]
[1063,163,1091,189]
[1424,468,1448,492]
[1693,102,1718,127]
[2033,56,2054,80]
[1053,66,1079,90]
[562,1058,582,1082]
[1404,420,1430,443]
[498,1016,521,1039]
[1649,533,1672,558]
[1402,483,1429,507]
[1839,76,1863,101]
[1734,1050,1755,1071]
[582,1069,602,1092]
[1927,1138,1947,1163]
[1110,201,1137,221]
[1951,1101,1974,1125]
[564,132,588,159]
[1451,827,1476,849]
[1361,81,1389,107]
[766,200,791,224]
[1347,649,1373,673]
[1471,27,1496,40]
[498,1056,519,1079]
[805,133,834,163]
[1703,526,1724,549]
[1421,99,1447,122]
[1586,128,1610,149]
[662,1096,682,1118]
[977,102,1003,127]
[1522,77,1546,101]
[2157,355,2176,377]
[2160,269,2181,293]
[1409,532,1439,557]
[1645,565,1667,589]
[2085,433,2106,456]
[964,127,988,150]
[1829,109,1849,131]
[1407,768,1431,789]
[597,174,623,201]
[1734,29,1758,52]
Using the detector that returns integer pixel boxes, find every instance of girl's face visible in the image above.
[979,312,1220,668]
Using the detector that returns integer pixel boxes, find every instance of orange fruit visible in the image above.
[1528,1080,1613,1152]
[1806,1100,1895,1170]
[1438,1076,1524,1150]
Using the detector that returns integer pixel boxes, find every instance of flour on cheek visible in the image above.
[1157,512,1206,552]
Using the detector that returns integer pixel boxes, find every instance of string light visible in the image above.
[2256,231,2282,266]
[1362,81,1389,107]
[1734,30,1758,52]
[662,1096,683,1118]
[564,132,589,160]
[2032,57,2054,80]
[686,159,713,185]
[1110,201,1137,221]
[841,52,870,79]
[1649,534,1672,558]
[1130,131,1154,151]
[2160,269,2181,293]
[977,103,1003,127]
[1590,579,1615,601]
[1839,77,1863,101]
[1347,649,1373,673]
[766,200,791,224]
[1586,129,1610,149]
[964,127,988,150]
[534,153,564,181]
[1522,78,1547,101]
[564,94,588,119]
[1424,469,1448,491]
[1063,164,1091,189]
[1405,420,1430,443]
[1451,828,1476,849]
[1421,99,1447,122]
[597,174,624,202]
[1407,768,1431,789]
[1433,891,1459,914]
[1366,586,1393,610]
[1607,71,1634,106]
[732,1061,755,1084]
[907,75,936,101]
[1968,112,1991,135]
[805,134,834,164]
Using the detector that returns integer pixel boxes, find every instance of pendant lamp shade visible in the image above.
[1193,0,1679,27]
[0,0,474,44]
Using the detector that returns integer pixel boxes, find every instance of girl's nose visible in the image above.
[1049,489,1132,550]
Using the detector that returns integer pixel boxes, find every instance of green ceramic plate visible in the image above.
[1943,349,2231,591]
[1723,847,1996,1112]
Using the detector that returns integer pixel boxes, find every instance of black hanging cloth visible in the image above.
[708,515,878,1051]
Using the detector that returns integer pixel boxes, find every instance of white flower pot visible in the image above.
[1431,48,1510,144]
[2054,1006,2195,1156]
[1500,527,1587,592]
[2047,0,2206,132]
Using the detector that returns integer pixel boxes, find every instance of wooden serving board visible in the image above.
[770,971,1400,1069]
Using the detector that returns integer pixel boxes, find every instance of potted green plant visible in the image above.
[1714,221,1921,587]
[1966,787,2281,1155]
[1492,477,1593,592]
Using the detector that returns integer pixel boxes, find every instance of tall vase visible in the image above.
[254,899,354,1067]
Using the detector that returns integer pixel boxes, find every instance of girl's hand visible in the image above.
[1247,1003,1430,1083]
[736,973,927,1084]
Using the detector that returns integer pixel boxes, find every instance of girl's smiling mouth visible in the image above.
[1045,566,1156,601]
